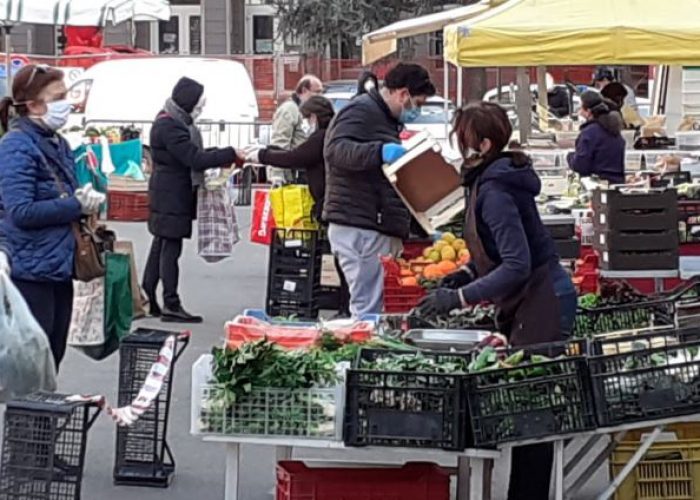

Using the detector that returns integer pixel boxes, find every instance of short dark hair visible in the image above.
[300,95,335,129]
[384,63,436,97]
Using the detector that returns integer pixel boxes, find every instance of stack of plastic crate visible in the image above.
[266,229,323,320]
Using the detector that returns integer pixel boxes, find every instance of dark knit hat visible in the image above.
[172,77,204,113]
[580,90,607,112]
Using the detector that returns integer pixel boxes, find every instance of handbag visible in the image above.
[73,216,107,282]
[44,156,108,282]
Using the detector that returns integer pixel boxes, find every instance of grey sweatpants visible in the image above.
[328,223,402,318]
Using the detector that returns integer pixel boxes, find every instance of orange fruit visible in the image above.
[438,261,458,274]
[401,277,418,287]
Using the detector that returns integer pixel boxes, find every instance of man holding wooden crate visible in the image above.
[323,63,436,317]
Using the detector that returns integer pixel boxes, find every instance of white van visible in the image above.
[65,57,261,152]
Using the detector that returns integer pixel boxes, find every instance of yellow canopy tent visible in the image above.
[362,0,507,65]
[444,0,700,67]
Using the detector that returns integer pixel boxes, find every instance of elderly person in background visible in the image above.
[267,74,323,184]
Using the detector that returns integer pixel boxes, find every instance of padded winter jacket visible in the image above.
[323,89,410,238]
[0,118,82,282]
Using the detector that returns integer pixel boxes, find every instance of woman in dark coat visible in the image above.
[143,77,238,323]
[246,96,351,316]
[567,90,626,184]
[419,102,576,500]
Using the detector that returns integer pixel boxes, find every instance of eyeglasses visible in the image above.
[24,64,50,89]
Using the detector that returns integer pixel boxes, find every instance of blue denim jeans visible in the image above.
[549,260,577,339]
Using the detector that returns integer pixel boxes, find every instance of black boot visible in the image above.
[161,305,203,324]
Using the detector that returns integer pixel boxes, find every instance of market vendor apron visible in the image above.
[465,183,561,347]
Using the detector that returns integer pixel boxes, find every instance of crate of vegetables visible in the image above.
[464,340,596,447]
[588,327,700,427]
[344,348,470,451]
[193,341,344,440]
[573,282,677,337]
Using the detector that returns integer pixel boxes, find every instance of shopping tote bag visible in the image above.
[250,188,275,245]
[269,184,318,230]
[74,253,134,361]
[197,185,240,262]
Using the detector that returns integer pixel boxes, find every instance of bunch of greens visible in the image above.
[317,332,415,363]
[202,340,341,436]
[414,304,496,330]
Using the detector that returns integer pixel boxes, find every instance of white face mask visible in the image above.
[41,99,71,131]
[191,96,206,120]
[301,118,316,135]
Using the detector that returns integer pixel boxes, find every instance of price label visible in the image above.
[283,280,297,292]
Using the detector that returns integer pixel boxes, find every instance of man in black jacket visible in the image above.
[323,63,436,317]
[143,77,238,323]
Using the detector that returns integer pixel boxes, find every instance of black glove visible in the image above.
[417,288,462,317]
[439,268,474,290]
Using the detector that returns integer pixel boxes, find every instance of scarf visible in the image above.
[164,98,205,187]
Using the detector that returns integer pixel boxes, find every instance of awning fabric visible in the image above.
[0,0,170,27]
[444,0,700,67]
[362,1,498,65]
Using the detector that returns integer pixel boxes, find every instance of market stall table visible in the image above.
[202,435,501,500]
[199,413,700,500]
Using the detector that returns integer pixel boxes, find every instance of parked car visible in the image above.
[64,57,260,153]
[324,90,456,143]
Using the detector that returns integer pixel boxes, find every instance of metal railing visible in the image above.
[83,119,271,149]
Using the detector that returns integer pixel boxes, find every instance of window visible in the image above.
[429,30,444,57]
[158,16,180,54]
[253,15,273,54]
[189,15,202,55]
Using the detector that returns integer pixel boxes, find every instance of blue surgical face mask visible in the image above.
[400,98,421,123]
[41,99,71,131]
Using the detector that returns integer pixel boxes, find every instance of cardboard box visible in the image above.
[383,132,464,235]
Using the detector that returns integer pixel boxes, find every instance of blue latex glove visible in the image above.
[382,143,407,164]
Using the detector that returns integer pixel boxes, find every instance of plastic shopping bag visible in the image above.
[269,184,318,230]
[75,253,133,361]
[0,273,57,402]
[250,188,276,245]
[197,186,240,263]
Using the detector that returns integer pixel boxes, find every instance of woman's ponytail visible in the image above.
[0,97,14,134]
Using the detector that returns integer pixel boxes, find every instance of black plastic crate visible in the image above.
[344,348,470,451]
[600,248,679,271]
[0,392,100,500]
[573,298,677,337]
[589,327,700,427]
[316,286,341,311]
[554,237,581,260]
[270,229,323,261]
[593,229,678,252]
[593,188,677,213]
[465,341,596,447]
[233,166,253,206]
[114,329,189,488]
[268,275,320,303]
[267,300,319,320]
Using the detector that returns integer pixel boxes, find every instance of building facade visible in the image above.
[5,0,284,57]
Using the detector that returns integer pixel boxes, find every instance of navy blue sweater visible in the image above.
[567,120,626,184]
[462,156,558,303]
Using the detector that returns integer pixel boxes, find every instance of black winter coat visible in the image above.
[148,114,236,239]
[323,90,410,238]
[259,128,327,221]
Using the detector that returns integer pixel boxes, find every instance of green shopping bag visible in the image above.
[78,253,134,360]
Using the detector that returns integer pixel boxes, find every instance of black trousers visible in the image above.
[142,236,183,310]
[508,443,554,500]
[13,279,74,371]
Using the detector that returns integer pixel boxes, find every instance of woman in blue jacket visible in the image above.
[567,90,626,184]
[0,65,100,370]
[419,102,576,500]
